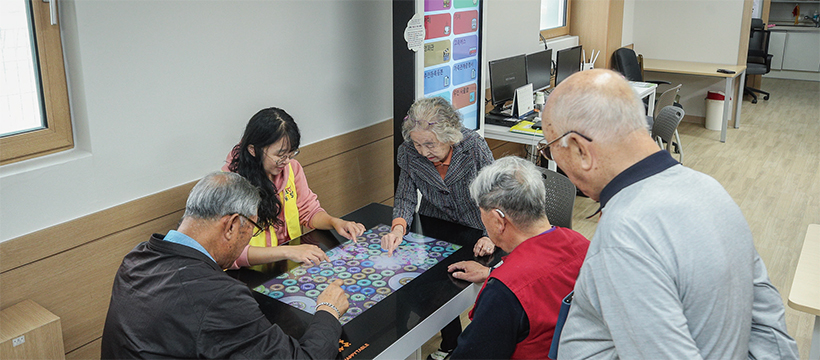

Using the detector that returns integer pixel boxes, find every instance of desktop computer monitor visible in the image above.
[489,54,528,108]
[555,45,582,87]
[526,49,552,92]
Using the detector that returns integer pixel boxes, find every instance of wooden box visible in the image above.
[0,300,65,359]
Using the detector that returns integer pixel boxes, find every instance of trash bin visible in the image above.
[704,91,725,131]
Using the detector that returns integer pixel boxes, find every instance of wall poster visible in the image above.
[421,0,483,130]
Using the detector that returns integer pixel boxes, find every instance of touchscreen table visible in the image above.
[252,224,462,324]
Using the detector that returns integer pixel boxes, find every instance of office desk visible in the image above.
[788,224,820,360]
[643,59,747,143]
[484,81,657,165]
[229,203,490,360]
[630,81,658,116]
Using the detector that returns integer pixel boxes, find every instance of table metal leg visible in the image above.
[734,70,746,129]
[647,90,656,118]
[811,315,820,360]
[405,347,422,360]
[721,76,733,143]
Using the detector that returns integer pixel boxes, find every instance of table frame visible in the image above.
[235,203,491,360]
[642,59,747,143]
[788,224,820,360]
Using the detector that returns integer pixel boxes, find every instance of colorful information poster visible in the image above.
[423,0,481,130]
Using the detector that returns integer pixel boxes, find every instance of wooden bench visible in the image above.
[788,224,820,359]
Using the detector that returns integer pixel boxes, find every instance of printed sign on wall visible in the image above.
[423,0,481,130]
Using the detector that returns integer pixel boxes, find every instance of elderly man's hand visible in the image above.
[473,236,495,257]
[448,260,491,283]
[316,279,349,319]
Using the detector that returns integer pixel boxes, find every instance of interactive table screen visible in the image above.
[252,224,462,324]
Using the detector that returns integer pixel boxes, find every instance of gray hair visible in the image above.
[545,69,647,146]
[469,156,546,227]
[183,172,261,221]
[402,97,464,145]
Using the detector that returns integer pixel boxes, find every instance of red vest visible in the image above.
[471,227,589,359]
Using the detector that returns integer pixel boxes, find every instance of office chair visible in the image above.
[654,84,682,117]
[744,19,773,104]
[652,84,683,153]
[537,168,576,229]
[652,106,686,164]
[611,48,671,87]
[612,48,673,115]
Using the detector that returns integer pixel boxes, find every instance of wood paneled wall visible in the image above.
[570,0,624,69]
[0,119,394,359]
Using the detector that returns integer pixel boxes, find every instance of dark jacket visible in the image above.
[394,127,494,232]
[101,234,341,359]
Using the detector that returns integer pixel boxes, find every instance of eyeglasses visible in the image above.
[404,115,438,127]
[238,214,265,237]
[413,141,441,151]
[265,149,300,165]
[537,130,593,160]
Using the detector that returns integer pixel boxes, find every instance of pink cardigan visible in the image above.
[222,152,325,268]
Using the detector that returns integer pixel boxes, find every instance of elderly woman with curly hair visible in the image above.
[380,97,495,360]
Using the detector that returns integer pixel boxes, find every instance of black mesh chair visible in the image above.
[537,168,576,229]
[745,19,772,104]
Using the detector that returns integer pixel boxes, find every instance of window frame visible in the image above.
[1,0,72,165]
[539,0,572,40]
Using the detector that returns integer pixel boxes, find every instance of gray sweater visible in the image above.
[558,152,797,360]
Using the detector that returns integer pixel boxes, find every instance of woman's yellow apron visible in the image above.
[248,162,301,271]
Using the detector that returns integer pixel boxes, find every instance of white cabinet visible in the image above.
[782,31,820,72]
[768,31,787,71]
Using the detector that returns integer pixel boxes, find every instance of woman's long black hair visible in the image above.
[228,107,301,229]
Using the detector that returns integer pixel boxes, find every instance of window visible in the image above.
[539,0,571,40]
[1,0,72,165]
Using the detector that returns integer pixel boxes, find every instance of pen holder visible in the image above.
[583,62,594,71]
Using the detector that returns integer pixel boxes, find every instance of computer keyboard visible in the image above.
[484,113,519,127]
[521,112,538,121]
[485,111,539,126]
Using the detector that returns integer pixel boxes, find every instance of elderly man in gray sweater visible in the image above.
[541,69,798,360]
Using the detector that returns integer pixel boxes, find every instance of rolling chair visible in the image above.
[612,48,672,87]
[652,106,686,163]
[612,48,673,115]
[744,18,773,104]
[537,168,576,229]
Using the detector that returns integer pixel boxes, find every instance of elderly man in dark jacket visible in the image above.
[101,172,348,359]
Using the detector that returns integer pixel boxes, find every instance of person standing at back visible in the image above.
[540,69,798,359]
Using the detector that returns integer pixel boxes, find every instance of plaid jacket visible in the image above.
[393,128,494,235]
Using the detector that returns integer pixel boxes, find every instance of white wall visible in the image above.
[485,0,545,62]
[622,0,635,46]
[632,0,745,64]
[629,0,747,117]
[0,0,393,242]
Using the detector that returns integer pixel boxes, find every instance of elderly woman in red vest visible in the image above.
[446,156,589,359]
[222,107,365,269]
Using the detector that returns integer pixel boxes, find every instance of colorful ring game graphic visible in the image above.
[253,224,462,325]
